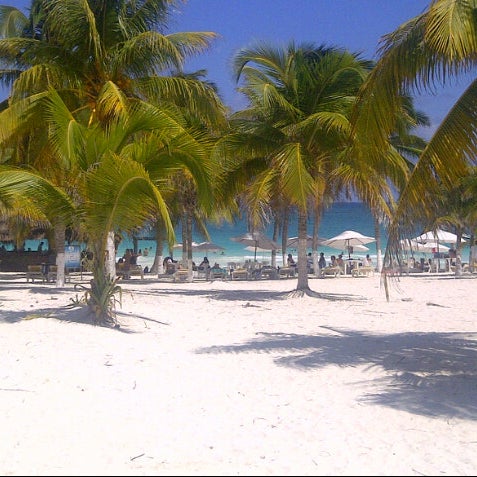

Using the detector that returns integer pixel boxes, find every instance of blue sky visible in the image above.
[1,0,471,139]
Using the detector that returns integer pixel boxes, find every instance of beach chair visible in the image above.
[351,265,374,277]
[173,268,190,282]
[278,266,295,278]
[26,265,46,282]
[320,266,341,278]
[116,263,144,279]
[258,266,278,280]
[46,265,58,282]
[231,268,249,280]
[209,267,228,280]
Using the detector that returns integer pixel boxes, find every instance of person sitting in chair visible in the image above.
[287,253,296,267]
[198,256,210,271]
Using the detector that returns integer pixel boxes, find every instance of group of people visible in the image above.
[164,255,227,279]
[286,251,373,275]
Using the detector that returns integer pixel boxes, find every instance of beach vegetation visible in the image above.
[0,168,74,253]
[351,0,477,290]
[225,42,377,294]
[0,0,226,323]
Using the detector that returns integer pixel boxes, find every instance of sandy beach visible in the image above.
[0,271,476,476]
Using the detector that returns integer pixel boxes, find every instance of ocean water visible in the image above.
[18,201,471,268]
[120,202,384,268]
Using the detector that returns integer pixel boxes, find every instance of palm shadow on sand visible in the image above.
[197,326,477,421]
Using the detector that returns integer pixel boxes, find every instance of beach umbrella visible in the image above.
[322,230,375,259]
[413,229,464,245]
[244,245,275,260]
[173,241,200,250]
[286,235,326,248]
[400,239,450,254]
[231,232,279,261]
[194,241,225,257]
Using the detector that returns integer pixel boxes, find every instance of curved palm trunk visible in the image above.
[150,222,165,275]
[296,210,309,291]
[53,222,66,288]
[281,208,290,266]
[185,212,194,281]
[374,217,383,272]
[271,220,279,268]
[311,203,323,277]
[454,232,465,277]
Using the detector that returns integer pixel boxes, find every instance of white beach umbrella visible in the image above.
[400,239,450,254]
[194,241,225,256]
[322,230,375,259]
[173,241,200,250]
[413,229,464,245]
[231,232,279,261]
[244,245,275,253]
[286,235,326,248]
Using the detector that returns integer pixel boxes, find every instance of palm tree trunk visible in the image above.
[271,219,279,268]
[312,203,323,277]
[296,209,309,291]
[374,217,383,272]
[281,208,290,266]
[150,222,165,275]
[185,211,194,281]
[53,222,66,288]
[105,231,116,278]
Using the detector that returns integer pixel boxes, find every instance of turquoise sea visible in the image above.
[19,202,471,268]
[120,202,384,267]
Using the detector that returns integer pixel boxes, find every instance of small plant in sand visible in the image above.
[73,273,122,327]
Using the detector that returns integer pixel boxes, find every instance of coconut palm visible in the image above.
[0,166,74,254]
[41,89,213,324]
[0,0,226,287]
[226,42,375,293]
[351,0,477,285]
[0,167,73,221]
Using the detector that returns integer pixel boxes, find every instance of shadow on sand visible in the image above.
[197,326,477,421]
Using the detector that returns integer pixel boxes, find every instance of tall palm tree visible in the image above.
[351,0,477,288]
[227,42,374,293]
[0,0,226,286]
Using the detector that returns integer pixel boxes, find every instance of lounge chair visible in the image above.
[258,266,278,280]
[116,263,144,279]
[351,265,374,277]
[209,267,228,280]
[278,266,295,278]
[320,266,342,278]
[26,265,46,283]
[173,268,190,282]
[232,268,249,280]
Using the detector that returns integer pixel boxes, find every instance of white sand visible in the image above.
[0,271,476,476]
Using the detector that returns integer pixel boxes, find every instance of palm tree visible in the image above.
[0,0,226,287]
[0,166,74,253]
[227,42,374,294]
[351,0,477,287]
[41,89,210,324]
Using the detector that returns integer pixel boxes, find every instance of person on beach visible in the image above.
[363,254,372,267]
[287,253,296,267]
[318,252,326,271]
[337,254,345,273]
[198,256,210,271]
[306,252,314,273]
[198,256,211,279]
[163,256,177,274]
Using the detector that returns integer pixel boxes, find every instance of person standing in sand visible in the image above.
[337,254,345,273]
